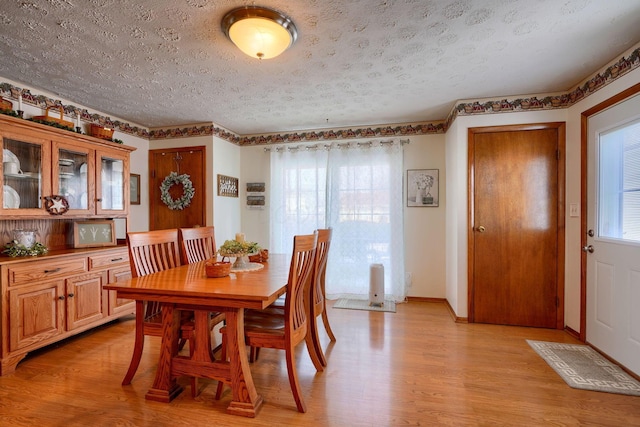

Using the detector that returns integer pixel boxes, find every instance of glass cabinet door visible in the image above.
[52,141,94,214]
[1,133,51,215]
[96,149,128,216]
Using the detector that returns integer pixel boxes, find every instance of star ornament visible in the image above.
[45,195,69,215]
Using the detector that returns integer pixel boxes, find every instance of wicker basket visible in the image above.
[0,97,13,111]
[90,123,115,140]
[205,260,231,278]
[33,106,74,128]
[249,249,269,262]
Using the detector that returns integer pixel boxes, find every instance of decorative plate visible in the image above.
[3,184,20,208]
[44,195,69,215]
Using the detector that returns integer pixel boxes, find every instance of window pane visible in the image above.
[598,119,640,242]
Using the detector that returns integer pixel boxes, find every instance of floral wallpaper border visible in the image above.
[0,83,151,139]
[1,46,639,146]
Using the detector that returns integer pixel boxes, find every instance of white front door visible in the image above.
[586,93,640,376]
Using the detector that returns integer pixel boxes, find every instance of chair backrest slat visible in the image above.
[179,226,217,264]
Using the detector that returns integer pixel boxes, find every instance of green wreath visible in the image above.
[160,171,195,210]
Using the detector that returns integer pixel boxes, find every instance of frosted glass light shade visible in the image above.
[222,6,297,60]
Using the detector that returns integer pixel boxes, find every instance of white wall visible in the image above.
[121,132,149,232]
[402,134,447,298]
[239,135,448,299]
[445,65,640,332]
[212,136,242,244]
[240,145,271,247]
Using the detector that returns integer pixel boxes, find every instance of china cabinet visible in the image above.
[0,114,133,218]
[0,114,136,375]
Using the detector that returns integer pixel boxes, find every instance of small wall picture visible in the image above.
[217,174,238,197]
[246,182,265,193]
[130,173,140,205]
[73,220,117,248]
[407,169,439,207]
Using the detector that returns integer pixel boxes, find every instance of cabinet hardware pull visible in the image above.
[44,268,61,273]
[96,198,102,202]
[111,257,123,262]
[68,293,75,298]
[58,296,65,300]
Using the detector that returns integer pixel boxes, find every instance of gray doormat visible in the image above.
[527,340,640,396]
[333,298,396,313]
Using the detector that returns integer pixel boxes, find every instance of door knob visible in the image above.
[582,245,594,253]
[477,226,486,233]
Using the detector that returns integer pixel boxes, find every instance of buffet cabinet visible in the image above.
[0,246,134,375]
[0,114,134,218]
[0,113,137,375]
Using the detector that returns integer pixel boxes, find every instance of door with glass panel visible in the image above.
[586,93,640,376]
[1,129,51,216]
[95,149,129,216]
[52,140,94,215]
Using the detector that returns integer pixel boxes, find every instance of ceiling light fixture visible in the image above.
[221,6,297,60]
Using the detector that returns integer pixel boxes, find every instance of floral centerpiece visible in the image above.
[218,238,260,269]
[218,239,260,257]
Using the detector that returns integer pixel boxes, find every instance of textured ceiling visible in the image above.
[1,0,640,136]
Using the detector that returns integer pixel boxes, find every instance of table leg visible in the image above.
[145,303,183,402]
[225,308,263,417]
[191,310,215,361]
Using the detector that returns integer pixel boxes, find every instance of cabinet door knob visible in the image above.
[58,296,65,300]
[68,293,75,298]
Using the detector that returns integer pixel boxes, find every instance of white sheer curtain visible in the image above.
[325,141,405,301]
[270,140,406,302]
[270,145,328,256]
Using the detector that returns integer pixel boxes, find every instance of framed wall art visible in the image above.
[73,220,117,248]
[130,173,140,205]
[217,174,238,197]
[407,169,439,207]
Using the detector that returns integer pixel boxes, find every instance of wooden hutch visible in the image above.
[0,114,136,375]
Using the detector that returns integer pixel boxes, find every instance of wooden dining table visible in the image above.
[104,254,289,418]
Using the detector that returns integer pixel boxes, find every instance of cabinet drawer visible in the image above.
[89,251,129,270]
[8,258,88,286]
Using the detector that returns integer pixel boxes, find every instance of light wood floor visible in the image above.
[1,301,639,426]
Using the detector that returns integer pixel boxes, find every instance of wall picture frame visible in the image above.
[73,220,117,248]
[217,174,238,197]
[407,169,439,207]
[130,173,140,205]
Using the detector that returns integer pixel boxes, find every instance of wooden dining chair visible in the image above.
[215,232,319,413]
[123,229,195,386]
[178,226,217,264]
[306,228,335,366]
[251,228,335,368]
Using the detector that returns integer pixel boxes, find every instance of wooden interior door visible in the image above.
[469,123,565,328]
[149,146,206,230]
